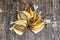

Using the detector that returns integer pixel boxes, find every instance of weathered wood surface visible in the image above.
[0,0,60,40]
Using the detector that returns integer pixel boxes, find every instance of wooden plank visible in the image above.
[0,0,60,40]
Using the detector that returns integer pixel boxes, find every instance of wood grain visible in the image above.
[0,0,60,40]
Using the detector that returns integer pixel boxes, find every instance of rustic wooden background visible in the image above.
[0,0,60,40]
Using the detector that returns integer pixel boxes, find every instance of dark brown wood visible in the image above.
[0,0,60,40]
